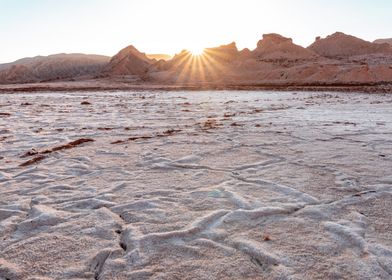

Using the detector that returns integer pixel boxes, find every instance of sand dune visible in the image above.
[1,90,392,279]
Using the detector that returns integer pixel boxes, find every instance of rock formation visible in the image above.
[374,38,392,46]
[308,32,392,58]
[254,33,317,61]
[1,32,392,87]
[204,42,239,63]
[105,45,155,77]
[0,54,109,84]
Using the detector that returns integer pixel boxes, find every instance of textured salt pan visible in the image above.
[0,90,392,279]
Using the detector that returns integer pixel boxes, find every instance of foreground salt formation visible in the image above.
[1,91,392,279]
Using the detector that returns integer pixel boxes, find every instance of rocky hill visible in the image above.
[204,42,239,63]
[254,34,317,61]
[105,45,156,77]
[0,54,110,84]
[143,33,392,86]
[1,32,392,87]
[308,32,392,58]
[374,38,392,46]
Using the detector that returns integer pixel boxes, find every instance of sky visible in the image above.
[1,0,392,63]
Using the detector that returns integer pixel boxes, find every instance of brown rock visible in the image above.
[308,32,392,58]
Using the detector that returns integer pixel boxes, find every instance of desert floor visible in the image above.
[1,90,392,279]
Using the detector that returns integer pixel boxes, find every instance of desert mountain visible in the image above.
[149,50,203,83]
[374,38,392,46]
[204,42,239,63]
[105,45,156,77]
[0,65,36,84]
[113,33,392,85]
[159,50,192,70]
[1,32,392,86]
[0,54,110,84]
[308,32,392,58]
[150,43,242,83]
[254,34,317,61]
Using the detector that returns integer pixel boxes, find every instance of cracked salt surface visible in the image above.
[0,90,392,279]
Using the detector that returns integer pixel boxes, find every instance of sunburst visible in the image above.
[171,46,229,84]
[188,46,205,56]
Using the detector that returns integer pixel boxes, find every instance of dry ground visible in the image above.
[1,90,392,279]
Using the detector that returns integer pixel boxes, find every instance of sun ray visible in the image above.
[170,51,192,84]
[195,55,207,83]
[201,52,227,82]
[175,54,194,84]
[167,46,235,84]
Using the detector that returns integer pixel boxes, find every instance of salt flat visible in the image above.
[0,91,392,280]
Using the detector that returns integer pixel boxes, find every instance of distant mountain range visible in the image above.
[1,32,392,85]
[0,54,110,84]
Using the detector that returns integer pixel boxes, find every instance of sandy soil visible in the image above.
[1,91,392,279]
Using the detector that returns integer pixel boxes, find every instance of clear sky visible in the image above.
[1,0,391,63]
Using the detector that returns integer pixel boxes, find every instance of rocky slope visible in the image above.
[104,45,156,78]
[254,33,318,61]
[204,42,240,63]
[149,32,392,86]
[308,32,392,58]
[374,38,392,46]
[0,54,110,84]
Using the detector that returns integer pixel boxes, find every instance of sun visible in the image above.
[188,46,205,56]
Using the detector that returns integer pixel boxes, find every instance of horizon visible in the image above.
[1,0,392,64]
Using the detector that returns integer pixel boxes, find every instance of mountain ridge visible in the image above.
[0,54,110,84]
[1,32,392,85]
